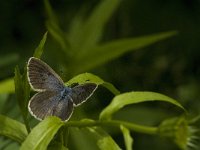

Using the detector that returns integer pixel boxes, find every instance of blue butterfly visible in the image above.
[27,57,97,121]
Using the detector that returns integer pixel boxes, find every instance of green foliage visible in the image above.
[33,32,48,58]
[0,78,14,94]
[0,1,198,150]
[14,66,30,133]
[100,91,185,120]
[44,0,177,76]
[120,125,133,150]
[66,72,120,95]
[21,117,64,150]
[0,115,27,143]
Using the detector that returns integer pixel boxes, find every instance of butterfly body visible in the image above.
[27,57,97,121]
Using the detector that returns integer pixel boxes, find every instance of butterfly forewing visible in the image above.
[70,83,97,106]
[27,57,65,91]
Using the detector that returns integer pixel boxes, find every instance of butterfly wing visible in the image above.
[27,57,65,91]
[51,96,74,121]
[28,91,74,121]
[70,83,97,106]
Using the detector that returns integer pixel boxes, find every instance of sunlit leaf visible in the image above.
[100,91,185,120]
[66,72,120,95]
[0,115,28,143]
[33,32,48,58]
[0,78,14,94]
[72,31,177,74]
[120,125,133,150]
[97,136,121,150]
[21,117,64,150]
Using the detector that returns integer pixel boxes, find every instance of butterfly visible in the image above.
[27,57,97,121]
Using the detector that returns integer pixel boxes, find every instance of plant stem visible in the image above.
[65,119,158,135]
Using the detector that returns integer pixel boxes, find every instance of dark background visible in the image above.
[0,0,200,149]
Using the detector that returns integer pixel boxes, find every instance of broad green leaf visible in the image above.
[0,115,28,143]
[72,31,177,74]
[66,73,120,95]
[33,32,48,58]
[100,91,185,120]
[120,125,133,150]
[0,78,14,94]
[21,117,64,150]
[74,0,121,54]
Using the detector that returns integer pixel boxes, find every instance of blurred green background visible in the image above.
[0,0,200,149]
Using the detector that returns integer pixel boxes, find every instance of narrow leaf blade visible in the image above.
[44,0,70,52]
[74,0,121,53]
[21,117,64,150]
[33,32,48,58]
[73,31,177,74]
[100,91,185,120]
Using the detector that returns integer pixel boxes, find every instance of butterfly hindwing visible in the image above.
[27,57,65,91]
[28,91,60,120]
[70,83,97,106]
[28,90,74,121]
[51,96,74,121]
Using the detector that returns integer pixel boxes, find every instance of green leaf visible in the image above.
[66,73,120,95]
[73,0,121,54]
[0,115,28,143]
[21,117,64,150]
[33,32,48,58]
[14,66,31,132]
[44,0,59,25]
[100,91,185,120]
[0,78,14,94]
[72,31,177,74]
[68,125,121,150]
[120,125,133,150]
[44,0,70,52]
